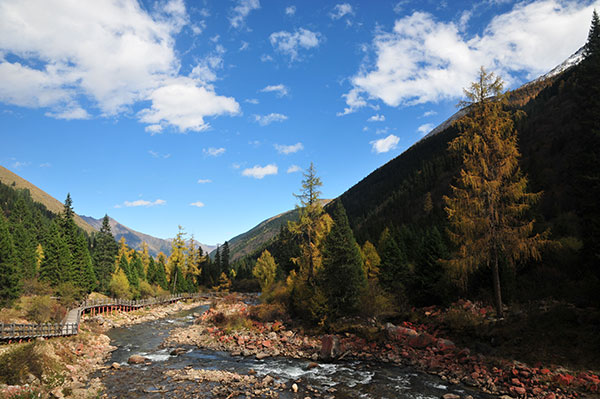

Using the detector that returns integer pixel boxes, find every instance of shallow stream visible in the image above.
[98,305,485,399]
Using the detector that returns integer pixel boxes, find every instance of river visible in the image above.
[97,304,486,398]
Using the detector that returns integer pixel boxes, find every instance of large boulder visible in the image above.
[319,335,341,361]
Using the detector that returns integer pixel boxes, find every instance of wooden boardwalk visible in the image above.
[0,293,204,343]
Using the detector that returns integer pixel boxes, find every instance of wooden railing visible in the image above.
[0,292,206,342]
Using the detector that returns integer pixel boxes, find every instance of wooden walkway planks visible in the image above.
[0,293,203,342]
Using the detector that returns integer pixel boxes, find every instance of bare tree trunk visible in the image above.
[492,248,503,318]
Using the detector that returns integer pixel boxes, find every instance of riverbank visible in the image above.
[164,295,600,399]
[0,297,210,399]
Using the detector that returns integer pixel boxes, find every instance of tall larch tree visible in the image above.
[288,162,333,284]
[253,249,278,291]
[444,67,546,317]
[167,226,187,289]
[320,201,366,318]
[0,212,20,305]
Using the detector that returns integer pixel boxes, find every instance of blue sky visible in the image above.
[0,0,597,245]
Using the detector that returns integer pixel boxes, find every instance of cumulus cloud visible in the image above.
[116,199,166,208]
[422,110,437,117]
[260,84,289,97]
[368,114,385,122]
[230,0,260,29]
[242,164,278,179]
[287,165,301,173]
[275,142,303,154]
[189,201,205,207]
[285,6,296,16]
[417,123,435,136]
[371,134,399,153]
[203,147,226,157]
[138,77,240,133]
[269,28,321,61]
[197,179,212,184]
[330,3,354,20]
[254,113,288,126]
[341,1,596,114]
[0,0,239,132]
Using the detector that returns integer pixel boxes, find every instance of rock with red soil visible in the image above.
[319,335,341,361]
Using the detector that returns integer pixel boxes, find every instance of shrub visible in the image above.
[358,279,397,321]
[248,303,288,323]
[138,281,154,299]
[442,307,485,334]
[21,278,53,296]
[0,342,63,386]
[26,295,65,324]
[108,269,132,299]
[55,282,83,308]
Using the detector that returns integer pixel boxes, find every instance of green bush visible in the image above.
[26,295,65,324]
[358,279,397,320]
[55,282,83,308]
[138,281,154,299]
[108,269,132,299]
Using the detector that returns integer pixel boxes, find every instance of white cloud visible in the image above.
[240,41,250,51]
[254,113,288,126]
[287,165,301,173]
[330,3,354,20]
[203,147,226,157]
[197,179,212,184]
[342,1,596,113]
[393,1,410,14]
[245,98,259,104]
[285,6,296,16]
[269,28,321,61]
[260,84,289,97]
[422,110,437,117]
[230,0,260,29]
[12,161,30,169]
[0,0,240,131]
[260,54,274,62]
[149,150,171,159]
[189,201,205,208]
[190,46,225,84]
[371,134,399,153]
[417,123,435,136]
[117,199,166,208]
[138,77,240,132]
[275,142,303,154]
[368,114,385,122]
[242,164,278,179]
[39,162,51,168]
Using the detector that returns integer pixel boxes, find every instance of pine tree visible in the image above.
[221,241,230,275]
[214,246,222,277]
[378,228,409,296]
[40,221,72,286]
[412,227,449,305]
[320,201,366,318]
[9,195,38,279]
[92,215,118,292]
[147,256,157,285]
[128,252,142,288]
[444,67,546,317]
[0,212,21,305]
[72,233,96,292]
[583,10,600,60]
[253,250,277,291]
[155,252,169,290]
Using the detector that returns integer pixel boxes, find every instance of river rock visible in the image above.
[127,355,149,364]
[292,383,299,393]
[319,335,341,361]
[256,352,270,360]
[110,362,121,370]
[306,362,319,370]
[442,394,460,399]
[170,347,187,356]
[262,375,274,385]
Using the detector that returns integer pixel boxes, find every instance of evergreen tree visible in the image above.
[214,245,222,277]
[9,195,37,279]
[444,67,546,317]
[378,228,409,296]
[320,201,366,318]
[146,256,157,285]
[39,221,72,286]
[0,212,20,305]
[155,252,169,290]
[92,215,118,292]
[128,252,142,288]
[72,233,96,292]
[222,241,230,275]
[59,193,79,251]
[578,11,600,269]
[412,227,449,305]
